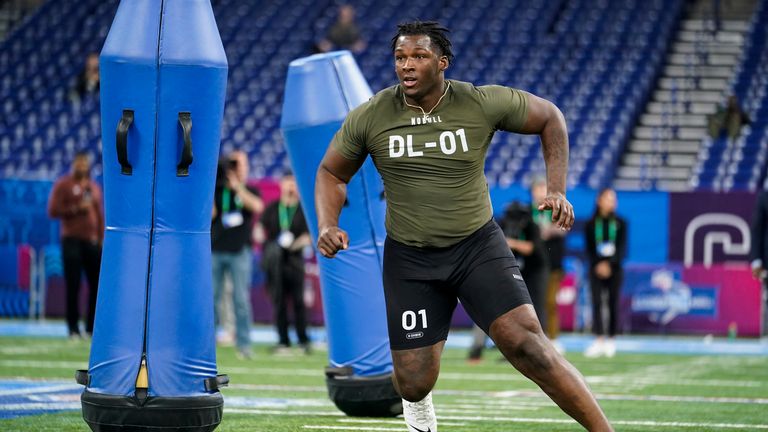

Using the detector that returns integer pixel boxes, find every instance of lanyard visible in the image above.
[279,202,297,231]
[595,217,617,244]
[221,188,243,214]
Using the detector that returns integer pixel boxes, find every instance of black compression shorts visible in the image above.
[383,219,532,350]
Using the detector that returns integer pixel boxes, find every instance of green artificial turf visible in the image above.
[0,336,766,431]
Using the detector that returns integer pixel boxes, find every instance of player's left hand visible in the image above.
[538,192,574,231]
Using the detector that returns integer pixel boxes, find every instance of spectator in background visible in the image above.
[70,52,100,103]
[261,172,312,355]
[317,5,366,54]
[708,95,751,141]
[530,177,567,352]
[584,188,627,358]
[500,201,548,327]
[47,151,103,339]
[750,188,768,336]
[468,201,547,362]
[211,150,264,360]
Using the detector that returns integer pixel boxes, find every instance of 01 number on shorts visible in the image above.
[402,309,428,331]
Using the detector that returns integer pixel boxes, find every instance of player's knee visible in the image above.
[514,331,556,372]
[492,311,556,372]
[393,371,434,402]
[397,380,432,402]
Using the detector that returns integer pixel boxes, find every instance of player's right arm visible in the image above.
[315,146,365,258]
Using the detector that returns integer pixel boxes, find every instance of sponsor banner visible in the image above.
[622,263,762,336]
[668,191,756,267]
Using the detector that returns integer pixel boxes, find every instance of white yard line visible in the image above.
[0,360,85,369]
[438,403,538,411]
[435,414,768,430]
[336,419,467,427]
[0,384,81,397]
[0,402,80,411]
[225,408,343,416]
[229,383,327,392]
[586,375,763,388]
[454,397,554,407]
[487,389,768,405]
[218,383,768,405]
[226,408,768,430]
[1,361,763,389]
[0,346,61,356]
[1,377,764,406]
[303,427,402,431]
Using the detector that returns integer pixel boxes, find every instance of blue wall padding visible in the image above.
[281,51,392,377]
[89,0,227,398]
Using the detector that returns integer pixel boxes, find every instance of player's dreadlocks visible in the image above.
[391,21,454,64]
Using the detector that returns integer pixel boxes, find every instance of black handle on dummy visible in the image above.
[116,109,134,175]
[177,112,193,177]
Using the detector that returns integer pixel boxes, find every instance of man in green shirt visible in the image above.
[315,21,612,432]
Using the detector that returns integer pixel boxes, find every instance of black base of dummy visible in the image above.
[81,389,223,432]
[326,368,403,417]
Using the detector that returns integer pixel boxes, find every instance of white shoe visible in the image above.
[403,392,437,432]
[584,339,605,358]
[604,339,616,358]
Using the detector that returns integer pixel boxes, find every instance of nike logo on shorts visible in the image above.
[408,425,431,432]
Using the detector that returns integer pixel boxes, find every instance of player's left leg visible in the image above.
[454,220,613,431]
[489,306,613,431]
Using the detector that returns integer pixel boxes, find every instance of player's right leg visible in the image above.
[383,237,457,432]
[391,343,443,432]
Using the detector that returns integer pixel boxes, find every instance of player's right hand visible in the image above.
[317,226,349,258]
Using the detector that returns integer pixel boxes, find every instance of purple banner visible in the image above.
[621,263,762,336]
[668,191,756,267]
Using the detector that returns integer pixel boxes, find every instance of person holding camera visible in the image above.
[260,171,312,354]
[47,151,104,339]
[211,150,263,359]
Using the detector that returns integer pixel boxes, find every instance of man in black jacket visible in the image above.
[261,172,312,353]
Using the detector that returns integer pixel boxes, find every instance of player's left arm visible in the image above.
[517,93,574,230]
